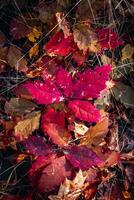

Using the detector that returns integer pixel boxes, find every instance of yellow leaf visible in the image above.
[101,54,112,65]
[80,117,109,147]
[121,44,134,61]
[29,43,39,58]
[27,27,41,42]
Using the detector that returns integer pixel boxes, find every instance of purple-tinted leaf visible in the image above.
[23,136,53,156]
[65,145,103,170]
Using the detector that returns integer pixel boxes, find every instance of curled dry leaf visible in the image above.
[7,46,27,72]
[14,111,41,141]
[73,24,100,53]
[27,27,41,43]
[29,43,39,58]
[49,170,87,200]
[56,12,71,38]
[80,117,109,147]
[4,97,37,116]
[74,122,89,136]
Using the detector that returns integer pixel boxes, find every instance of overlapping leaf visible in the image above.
[68,100,100,122]
[65,145,103,170]
[41,108,70,146]
[23,80,63,105]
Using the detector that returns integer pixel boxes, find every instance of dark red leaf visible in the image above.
[72,50,87,65]
[23,136,53,156]
[68,100,100,122]
[38,56,63,81]
[73,65,111,99]
[41,108,70,146]
[56,68,73,97]
[29,154,56,184]
[23,80,63,105]
[10,16,31,40]
[97,28,124,50]
[65,145,103,170]
[44,31,76,56]
[37,156,72,192]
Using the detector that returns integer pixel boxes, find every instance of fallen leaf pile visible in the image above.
[0,1,134,200]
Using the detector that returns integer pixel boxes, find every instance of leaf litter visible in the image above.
[0,0,134,200]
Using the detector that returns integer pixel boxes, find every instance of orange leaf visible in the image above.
[80,117,109,147]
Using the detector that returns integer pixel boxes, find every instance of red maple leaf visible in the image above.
[68,100,100,122]
[97,28,124,50]
[22,80,63,105]
[73,65,111,99]
[55,68,73,97]
[44,31,76,56]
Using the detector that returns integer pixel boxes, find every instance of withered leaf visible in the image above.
[56,12,71,38]
[5,97,37,116]
[14,111,41,140]
[73,24,100,53]
[49,170,87,200]
[29,43,39,58]
[121,44,134,61]
[80,117,109,147]
[0,47,8,71]
[112,82,134,108]
[7,46,27,72]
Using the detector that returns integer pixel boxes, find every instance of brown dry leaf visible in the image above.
[14,111,41,140]
[49,170,87,200]
[0,47,8,72]
[35,2,57,24]
[7,46,27,72]
[76,0,106,22]
[29,43,39,58]
[5,97,37,116]
[56,12,71,38]
[101,54,112,65]
[27,27,41,43]
[80,117,109,147]
[57,0,71,9]
[73,24,100,53]
[121,44,134,61]
[0,31,6,47]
